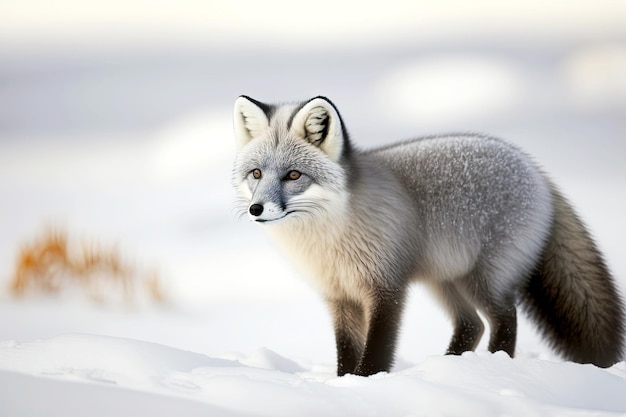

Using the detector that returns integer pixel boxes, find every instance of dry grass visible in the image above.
[10,228,167,305]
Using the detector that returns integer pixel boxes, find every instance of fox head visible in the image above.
[232,96,351,225]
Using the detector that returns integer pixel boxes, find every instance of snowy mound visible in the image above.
[1,334,625,416]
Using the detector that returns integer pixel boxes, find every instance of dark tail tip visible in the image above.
[522,267,625,367]
[520,188,625,367]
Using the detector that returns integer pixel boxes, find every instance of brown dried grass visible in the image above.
[10,228,167,305]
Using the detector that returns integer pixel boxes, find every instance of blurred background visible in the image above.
[0,1,625,364]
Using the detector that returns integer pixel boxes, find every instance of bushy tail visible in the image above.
[520,185,625,367]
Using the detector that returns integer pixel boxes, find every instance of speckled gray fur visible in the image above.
[232,96,625,375]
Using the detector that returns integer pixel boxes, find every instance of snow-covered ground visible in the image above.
[3,334,626,417]
[1,2,626,416]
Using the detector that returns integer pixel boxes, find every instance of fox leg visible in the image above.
[456,274,518,357]
[328,298,367,376]
[429,282,485,355]
[483,299,517,357]
[353,290,406,376]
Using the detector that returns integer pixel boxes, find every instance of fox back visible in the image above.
[232,95,625,375]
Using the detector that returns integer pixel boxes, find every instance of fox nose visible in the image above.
[249,204,264,216]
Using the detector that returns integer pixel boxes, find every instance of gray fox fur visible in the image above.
[232,95,625,376]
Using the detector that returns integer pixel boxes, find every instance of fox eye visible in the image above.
[251,169,262,179]
[287,170,301,180]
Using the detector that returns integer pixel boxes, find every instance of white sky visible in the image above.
[2,1,626,47]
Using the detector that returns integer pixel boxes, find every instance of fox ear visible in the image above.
[290,97,345,162]
[233,96,271,151]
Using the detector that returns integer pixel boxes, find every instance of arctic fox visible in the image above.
[231,95,625,376]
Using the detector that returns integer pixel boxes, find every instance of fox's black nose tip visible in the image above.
[249,204,264,216]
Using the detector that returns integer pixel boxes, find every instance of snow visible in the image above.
[374,56,526,124]
[2,335,626,416]
[2,3,626,416]
[560,43,626,110]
